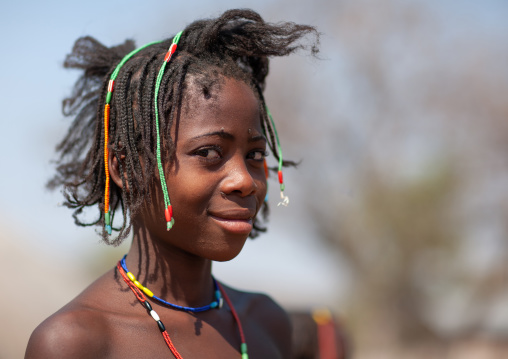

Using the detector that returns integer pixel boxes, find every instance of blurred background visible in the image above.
[2,0,508,358]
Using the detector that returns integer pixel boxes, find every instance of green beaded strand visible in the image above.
[103,40,161,234]
[154,31,183,230]
[241,343,249,359]
[265,106,289,206]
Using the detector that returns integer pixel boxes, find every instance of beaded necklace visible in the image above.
[117,260,249,358]
[120,255,223,312]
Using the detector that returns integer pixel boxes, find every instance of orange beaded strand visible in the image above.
[101,41,162,235]
[103,103,111,233]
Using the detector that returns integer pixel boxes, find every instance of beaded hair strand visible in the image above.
[103,32,183,235]
[154,31,182,231]
[103,41,162,235]
[265,107,289,207]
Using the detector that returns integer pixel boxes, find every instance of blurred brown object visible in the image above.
[290,309,349,359]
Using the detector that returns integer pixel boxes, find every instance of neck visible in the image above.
[124,223,215,308]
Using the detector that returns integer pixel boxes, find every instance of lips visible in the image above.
[208,208,255,234]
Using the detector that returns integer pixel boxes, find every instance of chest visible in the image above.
[104,309,283,359]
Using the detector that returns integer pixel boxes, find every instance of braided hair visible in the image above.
[48,9,319,245]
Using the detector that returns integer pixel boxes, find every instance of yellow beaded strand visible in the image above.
[126,271,154,297]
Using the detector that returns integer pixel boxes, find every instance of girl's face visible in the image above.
[145,77,267,261]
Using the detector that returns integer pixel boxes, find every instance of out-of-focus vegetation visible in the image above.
[267,0,508,356]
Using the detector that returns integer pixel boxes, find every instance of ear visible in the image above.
[108,144,130,193]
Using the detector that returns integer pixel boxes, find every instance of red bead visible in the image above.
[264,160,269,178]
[164,51,171,62]
[165,205,173,222]
[108,80,114,92]
[278,170,283,184]
[170,43,177,55]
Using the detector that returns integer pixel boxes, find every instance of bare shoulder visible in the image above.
[247,291,291,333]
[25,303,110,359]
[223,284,292,358]
[25,270,118,359]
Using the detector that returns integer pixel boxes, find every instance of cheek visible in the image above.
[256,176,268,208]
[167,171,216,212]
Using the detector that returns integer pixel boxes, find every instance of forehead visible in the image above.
[176,76,263,136]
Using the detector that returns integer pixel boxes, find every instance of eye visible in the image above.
[248,150,267,161]
[194,146,222,161]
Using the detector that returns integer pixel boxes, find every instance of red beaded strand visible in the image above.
[117,261,248,358]
[117,262,183,359]
[216,281,247,348]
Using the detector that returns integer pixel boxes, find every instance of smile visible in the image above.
[209,212,254,235]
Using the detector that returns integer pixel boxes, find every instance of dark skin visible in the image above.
[25,78,292,358]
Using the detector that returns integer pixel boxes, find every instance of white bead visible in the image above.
[150,310,160,322]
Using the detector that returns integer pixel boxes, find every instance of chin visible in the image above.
[207,236,249,262]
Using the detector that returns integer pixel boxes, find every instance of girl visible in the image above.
[26,9,318,359]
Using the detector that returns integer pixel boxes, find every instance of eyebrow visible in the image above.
[248,134,266,143]
[191,131,266,143]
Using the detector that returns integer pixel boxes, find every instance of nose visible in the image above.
[221,156,258,197]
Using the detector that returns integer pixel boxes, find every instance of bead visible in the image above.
[104,104,110,118]
[165,205,173,222]
[163,44,177,62]
[105,212,111,226]
[219,297,224,309]
[134,280,143,290]
[170,43,177,55]
[121,256,224,314]
[157,320,166,332]
[150,310,160,322]
[264,159,269,178]
[118,254,248,358]
[102,40,171,241]
[167,217,175,231]
[144,301,153,311]
[280,183,285,192]
[142,286,154,298]
[278,170,283,184]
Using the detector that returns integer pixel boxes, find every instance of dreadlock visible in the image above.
[48,9,319,245]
